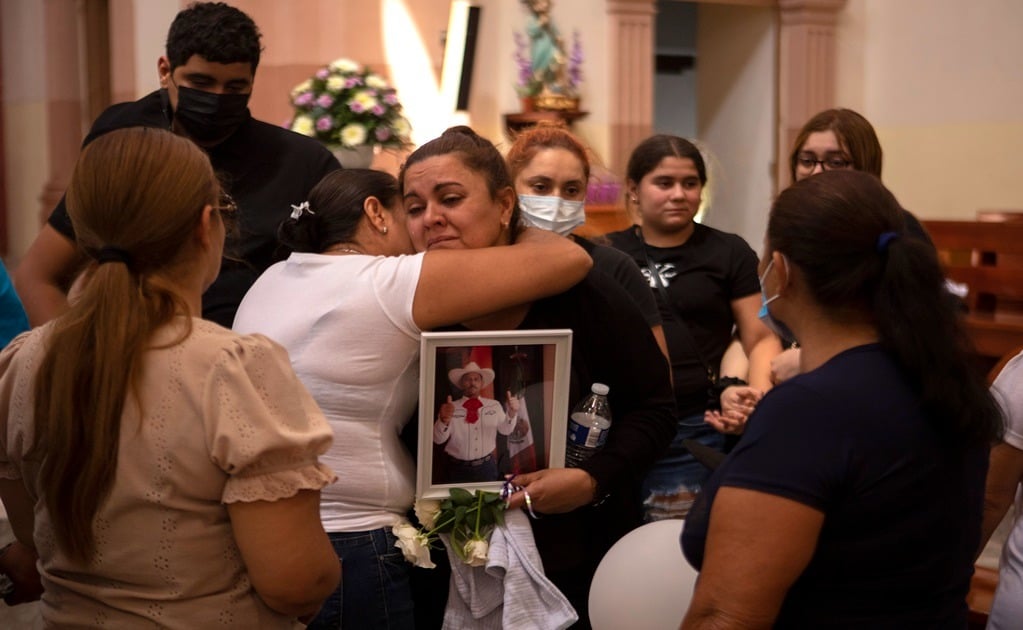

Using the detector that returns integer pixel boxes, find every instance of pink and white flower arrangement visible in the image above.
[286,58,412,149]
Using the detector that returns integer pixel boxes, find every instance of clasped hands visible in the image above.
[704,385,763,435]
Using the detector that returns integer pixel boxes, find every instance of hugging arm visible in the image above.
[412,227,591,330]
[13,224,85,327]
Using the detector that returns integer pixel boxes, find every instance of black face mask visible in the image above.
[171,84,250,144]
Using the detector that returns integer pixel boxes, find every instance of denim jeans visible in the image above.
[307,527,414,630]
[641,413,724,522]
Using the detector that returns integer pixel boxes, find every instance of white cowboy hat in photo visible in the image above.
[448,361,496,387]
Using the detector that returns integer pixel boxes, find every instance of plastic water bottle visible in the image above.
[565,383,612,467]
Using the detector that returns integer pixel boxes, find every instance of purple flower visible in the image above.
[315,68,329,80]
[568,31,584,87]
[384,93,399,106]
[371,104,385,116]
[513,31,533,87]
[344,77,363,89]
[349,101,366,114]
[315,115,333,131]
[316,93,335,108]
[375,127,392,142]
[294,91,315,107]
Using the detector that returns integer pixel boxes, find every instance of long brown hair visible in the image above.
[788,108,883,183]
[33,126,217,562]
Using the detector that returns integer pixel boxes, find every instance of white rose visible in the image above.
[290,115,315,137]
[365,74,388,89]
[393,521,435,569]
[340,123,368,147]
[329,58,361,73]
[464,538,489,567]
[414,499,442,530]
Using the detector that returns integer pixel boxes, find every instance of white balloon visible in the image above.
[589,519,698,630]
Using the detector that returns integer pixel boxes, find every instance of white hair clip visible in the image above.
[290,201,314,220]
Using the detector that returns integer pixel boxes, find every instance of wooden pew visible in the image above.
[574,204,633,239]
[922,220,1023,371]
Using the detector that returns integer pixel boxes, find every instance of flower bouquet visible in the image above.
[286,58,412,150]
[394,489,508,569]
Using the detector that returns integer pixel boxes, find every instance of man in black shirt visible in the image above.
[14,2,340,328]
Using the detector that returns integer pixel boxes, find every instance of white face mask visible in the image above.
[518,195,586,236]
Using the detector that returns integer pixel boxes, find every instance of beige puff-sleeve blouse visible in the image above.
[0,319,336,629]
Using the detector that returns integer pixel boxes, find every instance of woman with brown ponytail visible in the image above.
[0,127,340,627]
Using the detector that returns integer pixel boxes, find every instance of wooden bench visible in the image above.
[922,220,1023,371]
[575,204,633,239]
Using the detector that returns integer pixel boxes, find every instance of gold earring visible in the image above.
[381,226,389,234]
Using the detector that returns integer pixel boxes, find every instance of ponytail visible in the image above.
[32,127,215,562]
[873,234,1002,444]
[769,170,1001,446]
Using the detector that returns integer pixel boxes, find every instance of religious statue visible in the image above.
[521,0,579,109]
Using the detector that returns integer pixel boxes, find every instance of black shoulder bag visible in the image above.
[636,226,751,468]
[634,226,720,400]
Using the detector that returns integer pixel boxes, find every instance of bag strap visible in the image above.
[635,226,718,386]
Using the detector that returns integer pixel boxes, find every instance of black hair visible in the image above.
[767,170,1002,445]
[278,169,400,253]
[398,125,522,238]
[626,134,707,186]
[166,2,263,71]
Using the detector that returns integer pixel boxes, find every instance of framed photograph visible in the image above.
[417,329,573,499]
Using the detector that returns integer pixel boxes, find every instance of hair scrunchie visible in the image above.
[875,231,899,253]
[95,246,132,266]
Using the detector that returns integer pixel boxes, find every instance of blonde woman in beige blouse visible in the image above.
[0,127,340,627]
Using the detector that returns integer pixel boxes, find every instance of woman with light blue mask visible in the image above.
[506,123,669,359]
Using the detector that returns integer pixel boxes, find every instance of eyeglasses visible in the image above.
[216,191,240,237]
[217,192,238,217]
[796,153,852,171]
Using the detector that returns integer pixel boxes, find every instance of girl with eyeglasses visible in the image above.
[765,108,935,383]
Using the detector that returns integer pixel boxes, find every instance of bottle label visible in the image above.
[567,416,608,449]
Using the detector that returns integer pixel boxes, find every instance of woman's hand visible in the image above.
[771,348,802,385]
[705,385,762,434]
[505,468,597,514]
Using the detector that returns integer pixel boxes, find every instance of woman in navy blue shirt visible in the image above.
[681,170,1002,628]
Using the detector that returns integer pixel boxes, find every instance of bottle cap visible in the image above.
[591,383,609,396]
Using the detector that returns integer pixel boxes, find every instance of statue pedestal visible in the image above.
[503,110,589,139]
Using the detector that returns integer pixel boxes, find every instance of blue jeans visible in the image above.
[307,527,414,630]
[641,413,724,522]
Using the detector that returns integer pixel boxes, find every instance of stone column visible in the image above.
[38,0,85,223]
[777,0,847,187]
[38,0,112,224]
[606,0,657,177]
